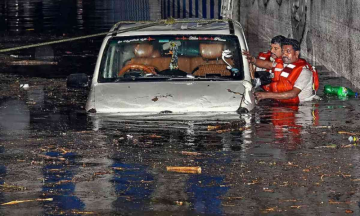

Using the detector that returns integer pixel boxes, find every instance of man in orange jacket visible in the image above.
[243,35,286,88]
[254,38,317,104]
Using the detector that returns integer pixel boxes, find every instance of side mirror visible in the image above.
[67,73,89,88]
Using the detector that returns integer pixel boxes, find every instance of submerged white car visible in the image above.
[83,19,254,114]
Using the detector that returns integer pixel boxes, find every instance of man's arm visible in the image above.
[255,87,301,101]
[242,50,273,70]
[255,67,312,101]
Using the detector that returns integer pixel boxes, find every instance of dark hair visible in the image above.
[281,38,300,51]
[271,35,286,45]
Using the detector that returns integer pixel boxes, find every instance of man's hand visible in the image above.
[249,62,255,79]
[242,50,256,64]
[255,92,267,102]
[243,50,274,70]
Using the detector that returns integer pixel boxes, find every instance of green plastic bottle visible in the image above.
[324,85,358,97]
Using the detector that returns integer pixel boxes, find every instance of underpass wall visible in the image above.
[237,0,360,88]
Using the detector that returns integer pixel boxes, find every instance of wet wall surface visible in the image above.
[238,0,360,89]
[1,1,360,215]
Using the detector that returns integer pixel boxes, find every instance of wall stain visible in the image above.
[306,29,312,53]
[263,0,270,7]
[291,0,307,44]
[321,0,326,11]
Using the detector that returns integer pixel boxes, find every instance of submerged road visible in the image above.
[0,34,360,215]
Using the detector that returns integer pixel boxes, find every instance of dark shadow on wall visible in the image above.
[263,0,270,7]
[291,0,307,44]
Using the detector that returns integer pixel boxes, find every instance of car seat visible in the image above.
[192,43,232,77]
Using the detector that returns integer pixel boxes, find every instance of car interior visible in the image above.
[122,42,235,77]
[99,35,244,80]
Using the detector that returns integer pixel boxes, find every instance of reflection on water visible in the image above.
[111,162,153,212]
[0,100,30,138]
[42,150,85,214]
[90,113,250,148]
[94,115,245,214]
[188,154,230,215]
[253,102,321,151]
[0,0,151,34]
[1,96,360,214]
[0,145,5,205]
[188,175,228,215]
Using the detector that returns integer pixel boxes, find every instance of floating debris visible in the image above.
[291,205,304,209]
[166,166,201,174]
[1,198,53,206]
[19,83,29,90]
[93,171,113,176]
[263,188,274,193]
[175,201,183,206]
[0,183,26,191]
[180,151,202,156]
[338,131,360,136]
[71,210,96,215]
[38,154,66,161]
[247,180,259,185]
[7,60,58,66]
[311,126,332,129]
[226,197,243,200]
[328,199,352,205]
[348,136,359,143]
[314,144,337,149]
[207,121,247,132]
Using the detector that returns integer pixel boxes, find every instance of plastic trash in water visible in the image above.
[324,85,358,97]
[20,84,29,90]
[348,136,359,143]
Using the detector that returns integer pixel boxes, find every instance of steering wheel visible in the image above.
[118,64,157,77]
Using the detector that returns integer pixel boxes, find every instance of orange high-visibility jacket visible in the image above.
[269,58,319,104]
[262,57,284,92]
[258,50,272,62]
[257,51,273,91]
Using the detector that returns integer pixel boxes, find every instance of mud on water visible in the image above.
[1,34,360,215]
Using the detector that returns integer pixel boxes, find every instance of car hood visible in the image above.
[86,80,254,114]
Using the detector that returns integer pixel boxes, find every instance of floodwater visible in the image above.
[2,2,360,215]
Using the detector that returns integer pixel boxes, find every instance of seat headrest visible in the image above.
[151,50,161,58]
[200,43,224,59]
[134,44,154,57]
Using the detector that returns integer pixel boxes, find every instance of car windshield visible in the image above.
[98,35,244,82]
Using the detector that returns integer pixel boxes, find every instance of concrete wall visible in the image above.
[237,0,360,88]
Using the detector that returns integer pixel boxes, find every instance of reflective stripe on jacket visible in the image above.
[256,51,272,73]
[269,58,309,104]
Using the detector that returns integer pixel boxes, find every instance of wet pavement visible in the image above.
[1,17,360,216]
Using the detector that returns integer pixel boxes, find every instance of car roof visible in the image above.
[108,19,233,37]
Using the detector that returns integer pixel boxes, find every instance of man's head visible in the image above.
[270,35,286,59]
[281,38,300,64]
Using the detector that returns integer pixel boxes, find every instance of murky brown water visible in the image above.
[1,39,360,215]
[1,2,360,214]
